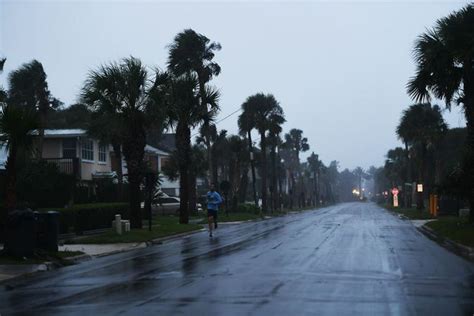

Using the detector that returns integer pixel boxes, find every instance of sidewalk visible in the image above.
[0,228,205,283]
[59,242,147,258]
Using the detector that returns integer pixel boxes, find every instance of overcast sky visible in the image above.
[0,0,469,170]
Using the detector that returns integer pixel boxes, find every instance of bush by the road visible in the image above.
[235,203,261,214]
[41,203,129,234]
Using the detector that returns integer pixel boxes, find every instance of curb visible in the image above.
[417,224,474,261]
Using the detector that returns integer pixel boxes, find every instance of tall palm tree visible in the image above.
[268,113,285,212]
[8,60,57,157]
[284,128,310,207]
[239,93,284,212]
[307,152,321,207]
[82,57,166,228]
[0,59,39,214]
[83,66,127,201]
[162,73,218,223]
[407,4,474,218]
[0,104,38,211]
[238,109,258,206]
[396,103,447,209]
[168,29,222,185]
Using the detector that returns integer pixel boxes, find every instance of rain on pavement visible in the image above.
[1,203,474,315]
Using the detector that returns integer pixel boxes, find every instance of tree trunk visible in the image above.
[260,131,268,212]
[176,122,191,224]
[112,143,124,201]
[122,117,146,229]
[239,165,249,203]
[4,143,18,212]
[463,62,474,223]
[248,130,258,206]
[271,144,277,213]
[466,107,474,223]
[189,169,197,216]
[404,141,411,208]
[199,75,216,187]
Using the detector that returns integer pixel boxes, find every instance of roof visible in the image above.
[157,133,176,152]
[145,145,170,156]
[31,129,86,138]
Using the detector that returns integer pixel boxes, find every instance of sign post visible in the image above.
[391,187,399,208]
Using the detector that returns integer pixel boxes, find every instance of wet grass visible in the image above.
[425,216,474,248]
[384,205,433,220]
[67,216,202,244]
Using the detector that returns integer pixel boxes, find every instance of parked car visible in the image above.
[151,196,203,215]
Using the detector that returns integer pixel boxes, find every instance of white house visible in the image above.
[121,144,180,196]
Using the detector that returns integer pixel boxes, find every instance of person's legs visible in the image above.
[207,213,213,237]
[214,212,218,229]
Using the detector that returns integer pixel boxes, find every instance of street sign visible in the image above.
[391,188,399,196]
[417,184,423,193]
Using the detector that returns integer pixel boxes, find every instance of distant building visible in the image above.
[1,129,182,195]
[35,129,114,181]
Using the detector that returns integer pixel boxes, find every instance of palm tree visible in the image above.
[238,109,258,206]
[407,4,474,218]
[162,73,217,223]
[239,93,284,212]
[307,152,321,207]
[284,129,310,207]
[0,104,38,211]
[268,113,286,212]
[83,67,127,201]
[396,103,447,209]
[168,29,222,185]
[8,60,57,157]
[0,60,39,214]
[82,57,166,228]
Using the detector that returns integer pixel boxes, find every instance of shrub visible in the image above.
[41,203,129,234]
[16,160,74,208]
[235,203,261,214]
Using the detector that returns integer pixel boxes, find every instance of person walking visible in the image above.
[206,183,223,237]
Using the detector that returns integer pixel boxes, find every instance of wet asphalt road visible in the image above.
[1,202,474,315]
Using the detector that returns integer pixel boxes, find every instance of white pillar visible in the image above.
[115,214,122,235]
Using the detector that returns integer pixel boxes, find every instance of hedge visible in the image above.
[235,203,261,214]
[40,203,130,235]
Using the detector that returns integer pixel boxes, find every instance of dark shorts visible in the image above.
[207,209,217,218]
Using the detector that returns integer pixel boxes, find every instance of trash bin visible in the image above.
[35,211,59,252]
[4,209,36,257]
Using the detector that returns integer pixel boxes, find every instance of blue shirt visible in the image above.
[207,191,223,211]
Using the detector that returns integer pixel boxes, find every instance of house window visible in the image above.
[160,157,170,170]
[62,139,76,158]
[98,144,107,163]
[81,139,94,161]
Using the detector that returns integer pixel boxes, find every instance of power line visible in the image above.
[191,107,242,138]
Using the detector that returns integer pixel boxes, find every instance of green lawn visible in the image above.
[0,250,84,265]
[426,217,474,248]
[385,205,433,220]
[67,216,203,244]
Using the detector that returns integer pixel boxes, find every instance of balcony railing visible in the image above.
[44,158,81,179]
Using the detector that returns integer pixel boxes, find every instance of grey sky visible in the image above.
[0,0,469,170]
